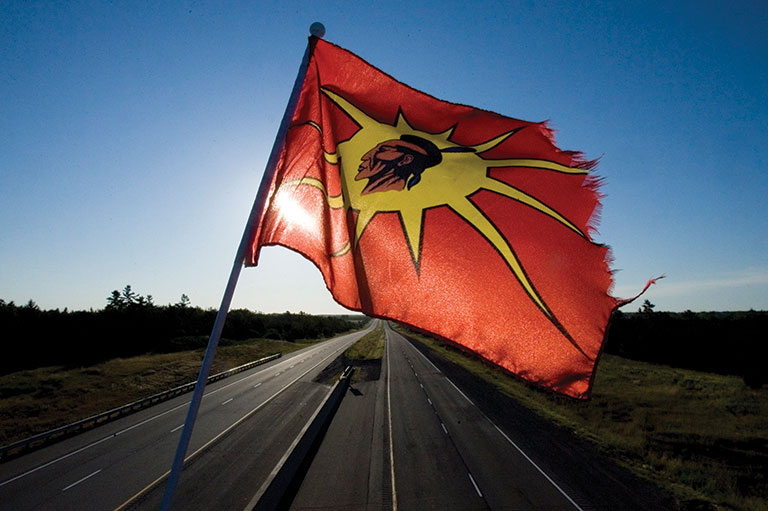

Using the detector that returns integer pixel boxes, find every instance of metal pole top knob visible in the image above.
[309,22,325,38]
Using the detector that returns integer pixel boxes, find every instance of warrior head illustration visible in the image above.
[355,135,443,195]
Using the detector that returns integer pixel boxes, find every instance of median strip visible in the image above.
[114,342,353,511]
[246,366,355,511]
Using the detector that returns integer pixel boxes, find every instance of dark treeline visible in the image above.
[4,290,765,386]
[605,301,767,388]
[0,286,363,376]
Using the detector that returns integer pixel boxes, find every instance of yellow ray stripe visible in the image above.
[354,209,376,247]
[290,121,338,165]
[398,206,424,268]
[321,88,378,131]
[451,198,550,315]
[466,127,588,174]
[481,180,586,238]
[282,177,344,209]
[280,177,349,258]
[487,158,588,174]
[330,242,351,258]
[451,198,589,358]
[468,128,519,154]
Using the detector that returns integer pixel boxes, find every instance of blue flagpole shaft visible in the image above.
[159,28,319,511]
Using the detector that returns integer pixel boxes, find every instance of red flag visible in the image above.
[248,37,618,398]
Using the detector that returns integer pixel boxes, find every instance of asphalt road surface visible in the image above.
[387,324,583,510]
[290,322,588,511]
[0,324,372,511]
[2,319,672,511]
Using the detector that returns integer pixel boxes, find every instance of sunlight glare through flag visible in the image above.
[248,35,624,398]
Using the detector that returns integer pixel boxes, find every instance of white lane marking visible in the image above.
[402,338,474,406]
[0,435,113,488]
[419,383,424,389]
[402,333,584,511]
[62,469,101,492]
[170,424,184,433]
[196,355,300,398]
[0,343,330,488]
[406,341,441,372]
[427,398,433,406]
[110,353,300,434]
[441,423,448,434]
[386,328,398,511]
[491,423,584,511]
[253,382,262,388]
[115,334,363,511]
[203,350,321,397]
[114,401,190,436]
[467,472,483,498]
[445,378,474,406]
[221,398,233,405]
[115,357,299,435]
[113,354,305,431]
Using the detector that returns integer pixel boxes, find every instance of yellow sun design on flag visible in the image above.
[299,88,592,356]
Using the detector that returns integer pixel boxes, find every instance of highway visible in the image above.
[389,324,579,509]
[290,322,587,511]
[387,323,587,510]
[0,324,372,511]
[2,319,671,510]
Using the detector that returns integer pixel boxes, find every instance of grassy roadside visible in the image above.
[344,323,385,362]
[392,324,768,511]
[0,338,320,447]
[315,321,385,385]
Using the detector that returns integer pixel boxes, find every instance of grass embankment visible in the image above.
[344,324,385,363]
[393,325,768,511]
[0,338,319,447]
[316,322,385,385]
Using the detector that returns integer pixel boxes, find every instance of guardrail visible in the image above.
[248,365,354,511]
[0,353,282,462]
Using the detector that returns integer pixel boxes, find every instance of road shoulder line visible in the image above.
[400,333,585,511]
[113,342,352,511]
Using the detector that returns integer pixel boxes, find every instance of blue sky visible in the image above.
[1,1,766,313]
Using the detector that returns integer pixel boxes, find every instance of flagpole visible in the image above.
[160,23,324,511]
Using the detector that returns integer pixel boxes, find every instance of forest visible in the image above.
[1,289,765,388]
[605,301,766,388]
[0,285,362,376]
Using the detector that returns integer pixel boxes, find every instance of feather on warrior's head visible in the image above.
[355,135,442,195]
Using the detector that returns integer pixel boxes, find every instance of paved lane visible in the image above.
[289,332,389,511]
[0,325,372,511]
[126,323,375,511]
[291,322,585,511]
[387,324,583,510]
[387,324,489,510]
